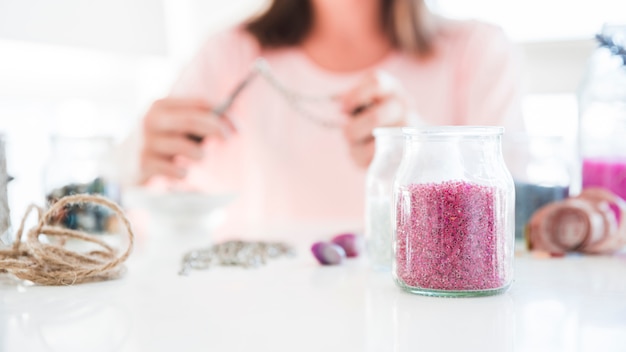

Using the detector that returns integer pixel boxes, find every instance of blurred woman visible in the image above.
[134,0,523,232]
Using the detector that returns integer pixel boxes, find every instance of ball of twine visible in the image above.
[0,194,134,285]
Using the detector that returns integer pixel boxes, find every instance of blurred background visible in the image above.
[0,0,624,225]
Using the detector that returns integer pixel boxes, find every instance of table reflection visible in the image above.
[0,278,131,352]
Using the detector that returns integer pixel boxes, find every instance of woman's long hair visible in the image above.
[245,0,437,57]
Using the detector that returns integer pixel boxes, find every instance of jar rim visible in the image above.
[402,126,504,138]
[373,127,404,137]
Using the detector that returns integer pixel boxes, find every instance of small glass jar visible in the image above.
[43,135,120,234]
[365,127,404,271]
[393,126,514,297]
[503,133,571,243]
[0,134,11,244]
[578,24,626,200]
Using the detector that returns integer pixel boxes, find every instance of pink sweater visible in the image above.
[159,20,522,234]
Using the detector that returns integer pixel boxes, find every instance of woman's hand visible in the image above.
[139,98,235,183]
[341,71,411,169]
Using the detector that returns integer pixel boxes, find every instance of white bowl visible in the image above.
[123,188,236,238]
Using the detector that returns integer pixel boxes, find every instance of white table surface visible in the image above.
[2,227,626,352]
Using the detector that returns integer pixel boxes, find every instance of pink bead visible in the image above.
[395,180,508,291]
[331,233,361,258]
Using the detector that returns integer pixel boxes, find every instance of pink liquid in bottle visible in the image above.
[582,158,626,200]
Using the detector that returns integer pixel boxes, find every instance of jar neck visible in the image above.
[400,127,507,184]
[402,134,505,185]
[406,135,503,156]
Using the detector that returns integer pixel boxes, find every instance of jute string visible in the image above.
[0,194,134,285]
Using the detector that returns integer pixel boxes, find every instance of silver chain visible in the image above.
[252,58,345,128]
[179,240,295,275]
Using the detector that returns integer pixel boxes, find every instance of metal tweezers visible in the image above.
[188,67,259,143]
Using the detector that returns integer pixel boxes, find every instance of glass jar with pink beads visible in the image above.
[393,126,515,297]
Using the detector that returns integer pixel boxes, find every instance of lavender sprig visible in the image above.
[595,33,626,66]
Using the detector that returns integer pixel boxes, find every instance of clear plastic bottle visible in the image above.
[393,126,514,297]
[365,127,404,271]
[578,24,626,200]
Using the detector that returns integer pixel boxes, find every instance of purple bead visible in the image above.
[311,242,346,265]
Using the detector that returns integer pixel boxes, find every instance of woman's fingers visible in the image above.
[139,133,200,182]
[146,108,234,140]
[342,102,405,170]
[341,71,403,115]
[343,108,379,144]
[144,133,205,160]
[139,153,187,183]
[340,71,410,169]
[140,97,238,181]
[343,99,405,143]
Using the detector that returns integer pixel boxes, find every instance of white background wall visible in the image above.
[0,0,168,55]
[0,0,623,225]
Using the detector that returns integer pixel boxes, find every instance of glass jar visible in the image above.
[578,24,626,200]
[0,134,10,244]
[393,126,514,297]
[365,127,404,271]
[43,135,121,234]
[503,133,571,243]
